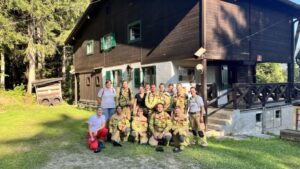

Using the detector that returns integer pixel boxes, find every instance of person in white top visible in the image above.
[97,80,116,121]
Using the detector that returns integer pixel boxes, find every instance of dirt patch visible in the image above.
[43,149,201,169]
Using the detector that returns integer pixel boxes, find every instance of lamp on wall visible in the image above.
[126,65,133,80]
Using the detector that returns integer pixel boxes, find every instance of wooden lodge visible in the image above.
[66,0,300,135]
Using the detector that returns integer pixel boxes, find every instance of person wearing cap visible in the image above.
[131,107,148,144]
[87,107,108,153]
[172,106,190,153]
[188,87,208,147]
[149,103,172,151]
[109,106,130,146]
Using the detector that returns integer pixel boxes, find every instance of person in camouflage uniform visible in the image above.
[145,84,160,116]
[109,106,130,146]
[149,103,172,151]
[131,107,148,144]
[173,83,188,115]
[117,80,133,121]
[172,106,189,153]
[158,83,171,111]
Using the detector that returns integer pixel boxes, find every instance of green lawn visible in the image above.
[0,91,300,169]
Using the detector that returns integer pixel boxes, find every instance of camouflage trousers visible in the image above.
[130,130,148,144]
[189,113,205,131]
[111,127,130,143]
[149,132,172,146]
[173,132,189,149]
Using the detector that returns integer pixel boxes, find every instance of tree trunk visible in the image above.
[0,52,5,89]
[27,53,36,94]
[62,45,66,80]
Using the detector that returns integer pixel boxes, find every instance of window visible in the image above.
[95,76,101,86]
[100,33,116,52]
[275,110,281,118]
[134,68,141,88]
[86,40,94,55]
[178,67,195,82]
[86,77,91,86]
[142,66,156,85]
[128,20,141,43]
[112,70,122,87]
[256,113,262,122]
[221,65,229,89]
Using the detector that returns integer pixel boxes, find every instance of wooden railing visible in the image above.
[207,83,300,117]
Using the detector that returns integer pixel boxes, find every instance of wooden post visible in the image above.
[74,74,78,105]
[200,0,208,127]
[0,52,5,89]
[288,18,296,103]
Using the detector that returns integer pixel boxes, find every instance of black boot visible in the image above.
[155,146,164,152]
[112,141,122,147]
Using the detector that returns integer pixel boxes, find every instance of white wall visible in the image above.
[229,105,294,135]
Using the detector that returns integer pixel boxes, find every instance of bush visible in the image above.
[6,84,26,96]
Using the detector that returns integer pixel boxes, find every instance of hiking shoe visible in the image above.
[94,148,101,153]
[99,142,105,149]
[112,141,122,147]
[155,146,164,152]
[173,147,182,153]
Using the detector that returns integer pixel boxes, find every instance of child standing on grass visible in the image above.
[87,107,108,153]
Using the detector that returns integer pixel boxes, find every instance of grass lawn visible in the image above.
[0,90,300,169]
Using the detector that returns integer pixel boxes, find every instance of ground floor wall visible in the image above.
[228,105,294,135]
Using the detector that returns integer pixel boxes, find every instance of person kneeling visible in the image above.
[109,106,130,147]
[149,103,172,152]
[88,107,108,153]
[172,106,189,153]
[131,107,148,145]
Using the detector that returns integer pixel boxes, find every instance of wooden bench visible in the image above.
[280,129,300,142]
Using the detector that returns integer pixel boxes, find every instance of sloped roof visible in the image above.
[65,0,300,45]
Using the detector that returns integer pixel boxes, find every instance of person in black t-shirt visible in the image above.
[133,86,147,117]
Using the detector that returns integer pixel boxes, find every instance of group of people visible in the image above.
[87,80,207,153]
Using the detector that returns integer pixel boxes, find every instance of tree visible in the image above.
[256,63,287,83]
[4,0,89,93]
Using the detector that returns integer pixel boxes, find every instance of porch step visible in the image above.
[207,124,224,131]
[208,118,231,126]
[209,112,232,119]
[206,130,225,138]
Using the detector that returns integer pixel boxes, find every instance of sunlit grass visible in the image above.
[0,91,300,169]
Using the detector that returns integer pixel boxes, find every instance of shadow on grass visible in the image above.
[0,114,89,169]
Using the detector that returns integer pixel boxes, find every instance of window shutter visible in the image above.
[106,71,111,81]
[134,68,141,88]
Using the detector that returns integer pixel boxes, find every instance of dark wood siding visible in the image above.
[205,0,292,63]
[73,0,200,73]
[78,72,102,103]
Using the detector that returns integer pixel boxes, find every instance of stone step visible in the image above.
[208,117,231,126]
[206,130,225,138]
[207,123,224,131]
[209,112,232,119]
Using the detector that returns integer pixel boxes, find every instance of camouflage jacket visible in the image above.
[172,114,189,135]
[132,115,148,132]
[149,111,172,133]
[109,113,130,133]
[145,92,160,109]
